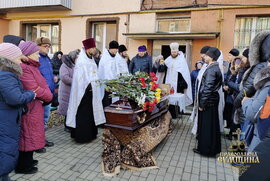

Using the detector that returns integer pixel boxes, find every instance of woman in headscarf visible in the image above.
[51,51,63,76]
[58,49,80,132]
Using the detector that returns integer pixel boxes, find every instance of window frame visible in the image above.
[234,16,270,51]
[86,17,119,52]
[20,20,61,54]
[156,18,191,33]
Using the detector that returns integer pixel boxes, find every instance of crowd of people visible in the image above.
[190,31,270,180]
[0,30,270,180]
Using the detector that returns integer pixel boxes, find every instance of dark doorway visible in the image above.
[161,45,186,60]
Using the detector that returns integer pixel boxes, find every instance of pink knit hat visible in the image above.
[18,41,40,56]
[0,43,22,61]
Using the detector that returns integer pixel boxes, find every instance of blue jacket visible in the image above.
[38,53,55,93]
[129,54,153,74]
[0,71,34,176]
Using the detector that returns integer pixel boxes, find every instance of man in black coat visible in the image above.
[193,47,223,157]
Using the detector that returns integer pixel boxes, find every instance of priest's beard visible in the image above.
[171,54,178,58]
[108,50,116,57]
[86,52,93,59]
[121,54,127,59]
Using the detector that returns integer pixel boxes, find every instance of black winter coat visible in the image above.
[234,62,268,108]
[227,67,247,95]
[199,62,222,109]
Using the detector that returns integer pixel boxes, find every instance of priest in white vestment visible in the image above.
[98,40,129,107]
[66,38,105,143]
[158,42,193,118]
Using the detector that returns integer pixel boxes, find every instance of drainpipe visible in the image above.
[125,14,130,48]
[217,9,224,49]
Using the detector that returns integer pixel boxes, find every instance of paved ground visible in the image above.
[10,113,239,181]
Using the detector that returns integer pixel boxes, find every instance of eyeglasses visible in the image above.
[41,45,51,49]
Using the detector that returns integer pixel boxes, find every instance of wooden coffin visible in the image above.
[104,97,169,131]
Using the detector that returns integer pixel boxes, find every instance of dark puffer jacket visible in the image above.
[129,53,153,74]
[199,62,222,109]
[0,57,34,176]
[234,31,270,108]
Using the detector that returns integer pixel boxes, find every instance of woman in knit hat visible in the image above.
[0,43,35,180]
[15,41,53,174]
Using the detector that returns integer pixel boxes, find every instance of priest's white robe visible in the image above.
[165,52,193,106]
[98,50,129,100]
[66,48,105,128]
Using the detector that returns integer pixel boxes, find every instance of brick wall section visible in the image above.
[141,0,207,10]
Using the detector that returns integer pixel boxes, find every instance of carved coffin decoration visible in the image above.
[105,97,169,131]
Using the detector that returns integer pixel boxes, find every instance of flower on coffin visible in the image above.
[99,71,162,112]
[136,93,146,106]
[155,88,162,103]
[150,72,158,82]
[151,82,159,91]
[138,77,147,88]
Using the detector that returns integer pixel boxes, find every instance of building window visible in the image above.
[234,17,270,51]
[25,23,60,54]
[157,19,190,33]
[92,22,117,52]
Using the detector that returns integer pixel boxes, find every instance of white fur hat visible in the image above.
[170,42,179,52]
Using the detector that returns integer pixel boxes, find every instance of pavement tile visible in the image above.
[8,112,239,181]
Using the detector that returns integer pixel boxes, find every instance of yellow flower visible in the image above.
[156,96,161,103]
[155,92,161,97]
[156,88,162,93]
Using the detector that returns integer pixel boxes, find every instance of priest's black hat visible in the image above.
[200,46,211,54]
[242,48,249,59]
[205,47,221,61]
[229,48,239,56]
[119,44,127,53]
[109,40,119,49]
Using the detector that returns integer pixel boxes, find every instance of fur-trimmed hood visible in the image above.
[249,30,270,67]
[254,66,270,90]
[0,56,22,76]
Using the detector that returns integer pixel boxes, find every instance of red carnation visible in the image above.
[150,72,156,78]
[151,76,158,82]
[139,77,147,88]
[151,82,159,90]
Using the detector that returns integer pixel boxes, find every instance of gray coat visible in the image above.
[57,55,75,116]
[129,54,153,74]
[242,66,270,122]
[242,66,270,152]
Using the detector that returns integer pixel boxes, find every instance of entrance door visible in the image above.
[161,45,186,60]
